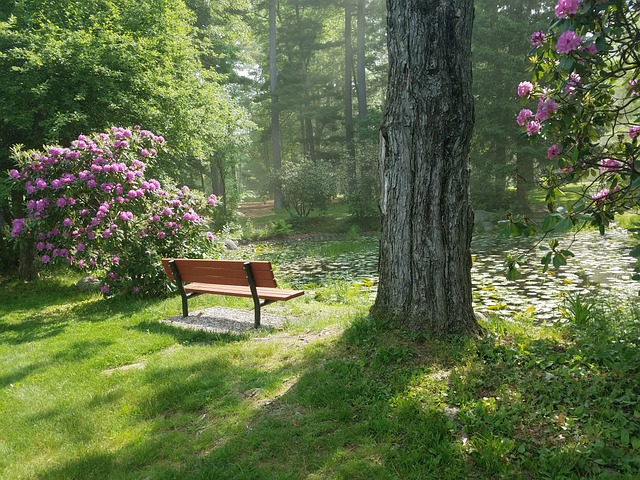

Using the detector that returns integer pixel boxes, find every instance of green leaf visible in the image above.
[559,56,574,71]
[553,253,567,269]
[555,218,574,233]
[630,245,640,258]
[542,215,558,231]
[506,267,522,281]
[621,429,630,446]
[632,437,640,450]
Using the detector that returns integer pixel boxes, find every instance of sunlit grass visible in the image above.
[2,265,640,479]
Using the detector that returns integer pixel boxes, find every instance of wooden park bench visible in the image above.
[161,258,304,328]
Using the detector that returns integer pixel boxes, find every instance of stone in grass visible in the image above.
[224,238,238,250]
[76,276,102,292]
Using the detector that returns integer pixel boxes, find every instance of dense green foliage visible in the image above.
[0,0,247,181]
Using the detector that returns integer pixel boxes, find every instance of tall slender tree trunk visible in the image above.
[372,0,480,337]
[356,0,367,121]
[270,0,283,208]
[210,155,226,216]
[345,1,356,194]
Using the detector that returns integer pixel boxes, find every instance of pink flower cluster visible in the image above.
[600,158,622,172]
[555,0,580,18]
[516,95,559,135]
[531,31,546,47]
[7,126,217,296]
[517,81,534,98]
[556,30,581,54]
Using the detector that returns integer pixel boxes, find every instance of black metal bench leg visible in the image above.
[244,262,262,328]
[181,295,189,317]
[169,260,189,317]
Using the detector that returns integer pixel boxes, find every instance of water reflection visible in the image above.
[246,228,638,323]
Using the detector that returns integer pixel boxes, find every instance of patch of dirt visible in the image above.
[238,201,275,218]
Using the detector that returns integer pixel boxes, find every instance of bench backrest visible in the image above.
[161,258,278,288]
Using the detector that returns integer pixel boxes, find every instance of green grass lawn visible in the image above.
[2,269,640,479]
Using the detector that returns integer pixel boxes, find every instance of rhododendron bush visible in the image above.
[7,127,219,296]
[512,0,640,275]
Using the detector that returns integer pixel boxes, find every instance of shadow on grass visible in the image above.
[0,317,68,345]
[30,309,640,480]
[34,316,471,480]
[0,277,82,317]
[134,320,250,346]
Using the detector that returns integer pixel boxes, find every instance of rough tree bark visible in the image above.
[371,0,480,336]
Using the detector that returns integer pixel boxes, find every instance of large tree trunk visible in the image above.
[372,0,480,337]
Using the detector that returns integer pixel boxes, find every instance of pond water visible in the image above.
[244,228,639,323]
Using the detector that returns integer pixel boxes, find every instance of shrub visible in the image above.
[279,157,336,217]
[6,126,220,296]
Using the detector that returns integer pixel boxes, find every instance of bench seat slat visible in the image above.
[184,282,304,301]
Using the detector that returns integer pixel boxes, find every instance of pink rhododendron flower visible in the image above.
[555,0,579,18]
[556,31,581,54]
[157,231,166,239]
[9,169,20,179]
[526,120,541,136]
[101,284,110,294]
[207,194,217,206]
[531,31,546,47]
[547,145,561,159]
[517,109,533,126]
[600,158,622,172]
[592,188,610,201]
[517,81,534,97]
[63,218,73,227]
[41,255,51,264]
[11,218,25,237]
[629,125,640,139]
[535,97,559,122]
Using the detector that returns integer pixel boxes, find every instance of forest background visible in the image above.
[0,0,548,273]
